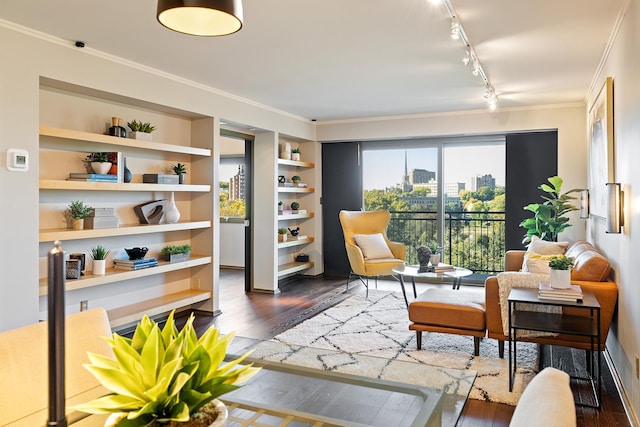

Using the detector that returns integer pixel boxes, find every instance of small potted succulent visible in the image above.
[278,200,283,214]
[85,152,113,174]
[160,244,191,262]
[426,240,442,265]
[72,310,260,427]
[290,201,300,212]
[127,119,156,141]
[291,175,301,186]
[291,147,301,161]
[548,255,574,289]
[278,228,288,242]
[89,245,110,275]
[171,163,187,184]
[63,200,93,230]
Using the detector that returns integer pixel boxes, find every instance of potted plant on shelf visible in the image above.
[520,175,579,244]
[278,228,288,242]
[278,200,283,214]
[127,119,156,141]
[63,200,93,230]
[290,201,300,212]
[291,175,301,186]
[171,163,187,184]
[72,310,260,427]
[160,244,191,262]
[85,152,113,175]
[291,147,301,161]
[89,245,110,275]
[548,255,574,289]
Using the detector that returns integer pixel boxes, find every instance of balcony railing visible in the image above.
[388,211,506,275]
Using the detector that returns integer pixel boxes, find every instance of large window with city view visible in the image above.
[362,138,505,274]
[220,159,246,217]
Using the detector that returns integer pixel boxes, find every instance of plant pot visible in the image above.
[164,252,190,263]
[549,269,571,289]
[291,153,301,161]
[70,218,84,230]
[430,253,441,266]
[104,399,228,427]
[91,162,112,174]
[278,234,287,242]
[129,131,152,141]
[92,259,106,276]
[178,173,185,184]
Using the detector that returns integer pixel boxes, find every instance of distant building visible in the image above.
[413,180,465,197]
[229,164,245,200]
[409,168,435,184]
[400,150,413,192]
[466,174,496,191]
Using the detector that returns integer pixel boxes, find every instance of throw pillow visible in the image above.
[527,236,569,255]
[353,233,394,260]
[522,252,558,274]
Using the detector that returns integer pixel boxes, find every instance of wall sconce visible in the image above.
[606,183,623,233]
[579,189,589,219]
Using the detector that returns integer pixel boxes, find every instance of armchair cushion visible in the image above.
[354,233,394,260]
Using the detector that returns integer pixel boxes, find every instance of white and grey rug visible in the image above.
[261,289,538,406]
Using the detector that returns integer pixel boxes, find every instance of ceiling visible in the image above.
[0,0,626,122]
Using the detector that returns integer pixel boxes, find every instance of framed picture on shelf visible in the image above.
[588,77,614,218]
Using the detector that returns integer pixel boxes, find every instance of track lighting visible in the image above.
[472,60,480,76]
[450,19,460,40]
[462,49,470,65]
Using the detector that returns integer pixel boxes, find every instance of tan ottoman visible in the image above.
[408,288,486,356]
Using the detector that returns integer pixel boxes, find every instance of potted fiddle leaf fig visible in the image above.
[520,176,579,244]
[73,310,260,427]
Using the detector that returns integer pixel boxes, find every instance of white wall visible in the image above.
[584,0,640,420]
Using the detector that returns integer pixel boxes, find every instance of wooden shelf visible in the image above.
[277,187,315,193]
[277,159,315,168]
[277,237,314,249]
[40,126,211,157]
[39,255,212,295]
[40,179,210,192]
[39,220,211,242]
[278,212,315,220]
[278,261,315,277]
[108,289,212,329]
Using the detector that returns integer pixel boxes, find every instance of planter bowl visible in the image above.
[164,252,190,262]
[125,247,148,260]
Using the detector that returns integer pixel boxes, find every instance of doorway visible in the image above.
[219,130,253,292]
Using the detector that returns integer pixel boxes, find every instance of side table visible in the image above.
[392,265,473,307]
[507,288,601,408]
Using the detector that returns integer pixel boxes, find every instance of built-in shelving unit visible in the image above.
[276,152,316,278]
[38,90,215,330]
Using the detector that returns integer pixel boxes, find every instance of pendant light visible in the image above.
[157,0,243,36]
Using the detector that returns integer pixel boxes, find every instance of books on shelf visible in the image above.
[69,173,117,180]
[67,177,118,182]
[84,216,118,229]
[538,283,583,302]
[113,258,159,271]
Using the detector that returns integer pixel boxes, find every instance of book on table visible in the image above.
[433,263,454,272]
[538,283,583,301]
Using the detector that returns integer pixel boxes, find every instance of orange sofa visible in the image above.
[485,241,618,357]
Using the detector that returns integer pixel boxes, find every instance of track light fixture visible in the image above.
[157,0,243,36]
[439,0,498,110]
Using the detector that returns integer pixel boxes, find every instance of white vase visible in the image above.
[291,152,301,161]
[549,269,571,289]
[165,192,180,223]
[430,253,441,266]
[92,259,106,276]
[91,162,112,174]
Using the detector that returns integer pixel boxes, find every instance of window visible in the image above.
[220,157,246,217]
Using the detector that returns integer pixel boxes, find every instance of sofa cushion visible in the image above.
[522,252,557,274]
[527,236,569,255]
[353,233,394,260]
[572,249,611,282]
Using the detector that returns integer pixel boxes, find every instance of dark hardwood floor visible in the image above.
[183,269,630,427]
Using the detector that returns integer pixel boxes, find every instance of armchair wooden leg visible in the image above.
[416,331,422,350]
[474,337,480,356]
[498,340,504,358]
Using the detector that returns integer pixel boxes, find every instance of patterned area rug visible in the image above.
[267,289,539,406]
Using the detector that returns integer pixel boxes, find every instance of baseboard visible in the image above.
[604,348,640,427]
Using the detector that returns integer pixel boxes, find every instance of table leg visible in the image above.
[508,301,513,392]
[411,277,417,298]
[398,275,409,308]
[452,277,462,290]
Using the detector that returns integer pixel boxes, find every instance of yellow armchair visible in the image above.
[339,210,405,295]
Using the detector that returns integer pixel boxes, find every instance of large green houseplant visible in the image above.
[520,176,579,244]
[73,311,260,426]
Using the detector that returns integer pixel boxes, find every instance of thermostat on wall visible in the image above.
[6,148,29,172]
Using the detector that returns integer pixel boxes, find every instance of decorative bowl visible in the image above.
[125,247,148,260]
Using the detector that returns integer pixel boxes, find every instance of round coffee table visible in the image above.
[392,264,473,307]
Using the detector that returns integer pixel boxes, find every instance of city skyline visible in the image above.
[363,145,505,191]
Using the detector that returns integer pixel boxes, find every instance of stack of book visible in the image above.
[114,258,159,271]
[85,207,119,229]
[433,263,455,273]
[538,283,583,302]
[67,173,118,182]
